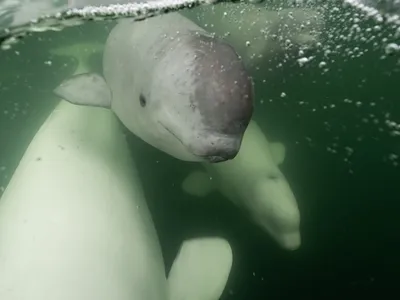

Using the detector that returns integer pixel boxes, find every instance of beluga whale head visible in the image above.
[53,13,254,163]
[146,30,254,163]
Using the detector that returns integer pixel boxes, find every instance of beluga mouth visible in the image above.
[201,154,235,163]
[163,126,240,163]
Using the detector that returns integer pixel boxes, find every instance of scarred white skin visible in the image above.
[0,57,233,300]
[182,120,301,250]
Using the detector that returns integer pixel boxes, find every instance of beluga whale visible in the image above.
[182,120,301,250]
[54,12,254,163]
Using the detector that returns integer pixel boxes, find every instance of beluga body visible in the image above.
[182,120,301,250]
[54,12,254,163]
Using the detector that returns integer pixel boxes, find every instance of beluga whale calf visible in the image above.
[54,12,254,163]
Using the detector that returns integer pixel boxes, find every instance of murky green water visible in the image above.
[0,0,399,298]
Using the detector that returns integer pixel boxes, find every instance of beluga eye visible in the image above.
[139,93,147,107]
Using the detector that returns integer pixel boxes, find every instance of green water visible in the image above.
[0,1,399,298]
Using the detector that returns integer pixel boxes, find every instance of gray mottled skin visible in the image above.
[103,12,254,162]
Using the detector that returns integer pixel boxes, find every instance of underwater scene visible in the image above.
[0,0,399,299]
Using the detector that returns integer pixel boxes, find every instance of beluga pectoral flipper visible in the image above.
[168,237,233,300]
[54,12,254,163]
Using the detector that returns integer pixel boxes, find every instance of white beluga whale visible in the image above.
[182,2,325,72]
[0,42,232,300]
[182,120,301,250]
[54,12,254,163]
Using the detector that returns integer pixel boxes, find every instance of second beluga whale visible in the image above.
[182,120,301,250]
[54,12,254,163]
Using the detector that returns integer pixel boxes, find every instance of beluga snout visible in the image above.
[185,31,254,163]
[53,12,254,163]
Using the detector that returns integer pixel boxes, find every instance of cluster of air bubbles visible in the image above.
[297,55,315,66]
[344,0,400,23]
[284,0,400,68]
[385,42,400,54]
[384,114,400,136]
[2,100,30,121]
[276,1,400,169]
[326,143,356,171]
[386,152,399,166]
